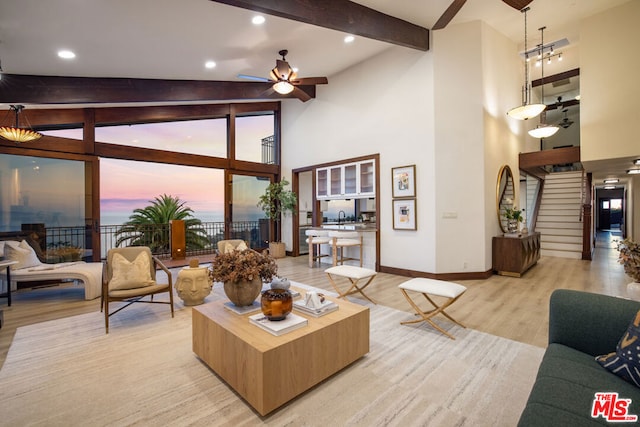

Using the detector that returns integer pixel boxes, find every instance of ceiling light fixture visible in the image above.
[507,7,546,121]
[627,169,640,175]
[528,26,559,139]
[58,50,76,59]
[205,60,216,69]
[273,81,294,94]
[604,179,619,184]
[344,35,355,43]
[634,159,640,165]
[252,15,265,25]
[0,105,43,143]
[603,186,616,190]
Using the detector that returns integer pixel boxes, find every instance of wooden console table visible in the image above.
[492,232,541,277]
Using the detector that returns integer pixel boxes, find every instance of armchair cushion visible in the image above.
[109,251,154,291]
[596,310,640,387]
[4,240,42,270]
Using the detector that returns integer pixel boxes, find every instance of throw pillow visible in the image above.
[4,240,41,270]
[109,252,155,291]
[236,241,248,251]
[596,310,640,387]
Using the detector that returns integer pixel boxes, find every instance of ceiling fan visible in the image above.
[433,0,534,30]
[238,50,328,102]
[558,108,574,129]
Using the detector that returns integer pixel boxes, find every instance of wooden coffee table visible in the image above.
[192,287,370,415]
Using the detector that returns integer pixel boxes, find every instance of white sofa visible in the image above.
[0,237,102,300]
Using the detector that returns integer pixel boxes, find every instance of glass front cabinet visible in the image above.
[316,159,375,200]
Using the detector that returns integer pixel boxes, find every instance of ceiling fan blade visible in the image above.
[502,0,534,11]
[238,74,271,83]
[292,77,328,85]
[432,0,467,30]
[292,86,312,102]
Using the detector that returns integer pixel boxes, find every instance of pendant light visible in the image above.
[0,105,43,143]
[507,7,546,120]
[528,26,559,139]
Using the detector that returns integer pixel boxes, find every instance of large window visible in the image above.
[100,159,224,225]
[0,154,93,261]
[95,118,227,157]
[235,114,276,163]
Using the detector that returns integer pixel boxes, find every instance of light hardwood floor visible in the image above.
[0,231,628,369]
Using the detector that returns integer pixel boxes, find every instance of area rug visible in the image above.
[0,291,544,426]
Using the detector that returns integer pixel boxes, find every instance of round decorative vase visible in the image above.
[261,288,293,321]
[627,282,640,302]
[507,219,519,233]
[223,277,262,307]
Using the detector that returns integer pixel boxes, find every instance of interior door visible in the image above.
[227,173,271,250]
[599,199,611,230]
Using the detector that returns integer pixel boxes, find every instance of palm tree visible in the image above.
[115,194,209,253]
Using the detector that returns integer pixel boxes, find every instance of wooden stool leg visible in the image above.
[422,293,466,328]
[400,289,463,340]
[347,276,376,304]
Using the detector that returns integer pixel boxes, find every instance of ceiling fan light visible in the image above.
[528,124,560,139]
[507,103,546,120]
[273,81,294,95]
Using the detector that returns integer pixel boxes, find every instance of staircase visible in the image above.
[535,170,584,259]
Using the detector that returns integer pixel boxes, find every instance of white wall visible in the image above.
[580,0,640,163]
[281,21,522,274]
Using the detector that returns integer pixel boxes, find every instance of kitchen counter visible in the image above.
[318,223,378,231]
[306,224,377,270]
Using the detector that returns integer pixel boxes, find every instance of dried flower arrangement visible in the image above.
[618,238,640,282]
[208,249,278,284]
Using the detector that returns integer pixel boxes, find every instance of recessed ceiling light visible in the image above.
[252,15,265,25]
[603,185,616,190]
[604,178,619,184]
[634,159,640,165]
[627,169,640,175]
[344,35,355,43]
[205,60,216,69]
[58,50,76,59]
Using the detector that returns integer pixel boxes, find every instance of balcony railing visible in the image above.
[28,221,269,262]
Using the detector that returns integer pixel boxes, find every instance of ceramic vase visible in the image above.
[507,219,519,233]
[223,277,262,306]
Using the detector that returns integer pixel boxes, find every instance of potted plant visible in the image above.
[257,178,297,258]
[503,206,523,233]
[208,249,278,306]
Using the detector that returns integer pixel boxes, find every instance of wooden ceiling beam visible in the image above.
[210,0,429,51]
[0,74,316,105]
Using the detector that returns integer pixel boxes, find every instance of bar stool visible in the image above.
[328,230,363,267]
[305,230,330,268]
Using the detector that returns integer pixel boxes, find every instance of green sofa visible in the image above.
[519,289,640,426]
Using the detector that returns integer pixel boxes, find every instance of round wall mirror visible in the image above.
[496,165,515,233]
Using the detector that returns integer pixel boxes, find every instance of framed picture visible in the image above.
[392,199,417,230]
[392,165,416,198]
